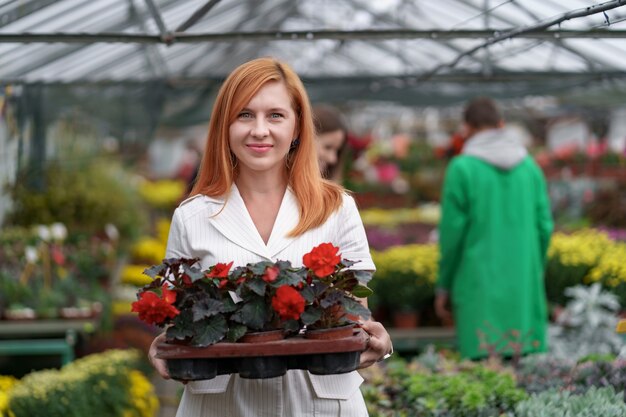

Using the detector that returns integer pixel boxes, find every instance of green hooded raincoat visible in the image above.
[437,128,553,359]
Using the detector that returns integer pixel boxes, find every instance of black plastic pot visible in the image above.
[166,351,362,380]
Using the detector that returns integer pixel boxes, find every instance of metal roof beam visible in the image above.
[3,0,181,79]
[4,70,625,86]
[175,0,221,33]
[142,0,170,40]
[4,28,626,44]
[0,0,58,29]
[420,0,626,81]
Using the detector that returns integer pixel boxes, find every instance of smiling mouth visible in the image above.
[247,144,273,153]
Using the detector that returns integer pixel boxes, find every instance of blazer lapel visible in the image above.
[208,185,272,260]
[266,187,299,259]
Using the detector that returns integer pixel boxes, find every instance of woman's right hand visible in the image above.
[149,333,170,379]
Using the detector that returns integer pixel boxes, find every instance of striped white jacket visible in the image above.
[166,184,375,417]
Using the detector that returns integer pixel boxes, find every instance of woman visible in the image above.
[313,104,348,181]
[148,57,392,417]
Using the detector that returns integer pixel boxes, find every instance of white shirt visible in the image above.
[167,185,374,417]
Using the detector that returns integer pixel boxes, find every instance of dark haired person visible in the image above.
[313,105,348,182]
[435,97,553,359]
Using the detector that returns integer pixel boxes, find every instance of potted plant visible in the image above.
[299,243,372,338]
[130,243,373,379]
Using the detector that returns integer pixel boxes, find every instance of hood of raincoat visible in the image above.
[462,127,527,170]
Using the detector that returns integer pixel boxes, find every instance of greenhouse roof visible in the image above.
[1,0,626,106]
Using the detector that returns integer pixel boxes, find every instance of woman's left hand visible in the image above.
[358,320,393,368]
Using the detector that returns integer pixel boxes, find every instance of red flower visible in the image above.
[131,285,180,325]
[303,243,341,277]
[50,245,65,266]
[271,285,305,321]
[207,261,233,278]
[263,266,280,283]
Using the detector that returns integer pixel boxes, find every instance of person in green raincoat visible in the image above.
[434,97,553,360]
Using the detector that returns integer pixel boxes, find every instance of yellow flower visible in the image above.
[121,264,154,286]
[0,375,18,416]
[586,242,626,286]
[372,244,439,284]
[155,218,171,245]
[131,238,166,265]
[360,206,440,227]
[139,180,185,209]
[547,229,612,268]
[126,370,159,417]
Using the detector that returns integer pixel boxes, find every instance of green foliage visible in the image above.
[514,387,626,417]
[360,354,527,417]
[7,349,158,417]
[5,159,145,243]
[403,366,526,416]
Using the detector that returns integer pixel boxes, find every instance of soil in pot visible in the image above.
[240,329,285,343]
[304,324,355,340]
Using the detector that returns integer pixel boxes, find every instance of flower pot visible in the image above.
[304,324,355,340]
[157,328,369,380]
[305,351,361,375]
[3,308,36,320]
[240,329,285,343]
[59,306,93,319]
[392,310,419,328]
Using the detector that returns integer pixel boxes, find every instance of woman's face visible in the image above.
[315,129,345,174]
[229,81,297,176]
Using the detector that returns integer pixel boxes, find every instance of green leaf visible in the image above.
[342,298,371,320]
[144,264,164,279]
[282,319,300,333]
[301,307,322,325]
[246,278,267,297]
[249,261,273,275]
[226,323,248,342]
[166,310,195,341]
[230,298,268,330]
[190,315,227,347]
[341,259,357,268]
[183,264,205,283]
[351,284,373,298]
[300,285,315,303]
[191,298,224,321]
[320,291,344,308]
[353,270,373,284]
[221,297,239,313]
[277,269,305,286]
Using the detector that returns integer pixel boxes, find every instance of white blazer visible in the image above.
[166,185,375,417]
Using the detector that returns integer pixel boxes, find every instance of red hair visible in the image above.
[190,57,344,236]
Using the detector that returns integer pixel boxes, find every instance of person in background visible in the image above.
[148,57,392,417]
[313,104,348,182]
[434,96,553,360]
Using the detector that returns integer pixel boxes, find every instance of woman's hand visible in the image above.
[358,320,393,368]
[148,333,170,379]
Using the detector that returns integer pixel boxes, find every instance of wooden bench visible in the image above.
[0,319,97,366]
[388,326,456,353]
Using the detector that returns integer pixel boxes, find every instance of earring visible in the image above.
[290,138,300,150]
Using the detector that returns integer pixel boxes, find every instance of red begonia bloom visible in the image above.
[263,266,280,283]
[207,261,234,278]
[271,285,305,321]
[302,243,341,277]
[131,285,180,325]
